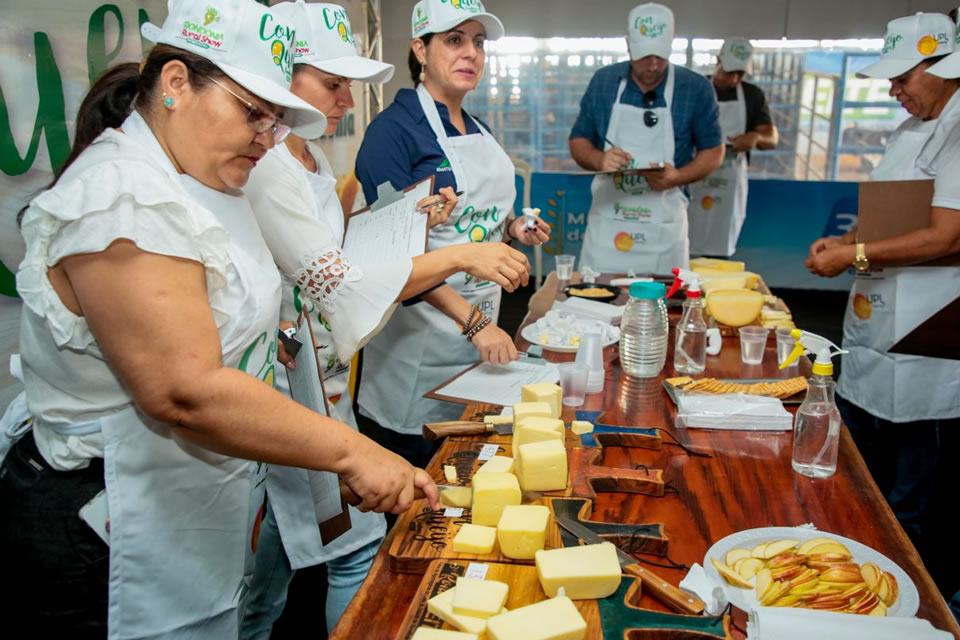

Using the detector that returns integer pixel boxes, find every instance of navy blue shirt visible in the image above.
[569,62,723,169]
[355,88,491,205]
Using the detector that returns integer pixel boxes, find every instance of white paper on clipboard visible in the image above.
[433,361,560,406]
[341,178,432,263]
[286,312,345,525]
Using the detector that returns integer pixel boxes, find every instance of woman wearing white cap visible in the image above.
[353,0,551,467]
[806,12,960,555]
[0,0,439,636]
[238,2,528,635]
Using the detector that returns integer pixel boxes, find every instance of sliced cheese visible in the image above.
[476,455,515,474]
[695,268,759,289]
[513,416,564,452]
[485,594,587,640]
[705,289,764,327]
[516,439,568,492]
[444,465,458,484]
[497,504,550,560]
[521,383,563,419]
[411,627,479,640]
[441,487,473,508]
[427,587,489,634]
[452,523,497,554]
[512,401,553,427]
[452,577,509,619]
[535,542,622,599]
[570,420,593,435]
[701,275,749,293]
[470,472,521,526]
[690,257,745,272]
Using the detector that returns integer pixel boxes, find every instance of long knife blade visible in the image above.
[555,515,705,615]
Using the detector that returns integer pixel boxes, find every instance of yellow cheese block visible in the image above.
[441,487,473,508]
[701,275,749,293]
[535,542,622,599]
[690,257,745,272]
[521,383,563,419]
[470,472,521,526]
[497,504,550,560]
[452,523,497,554]
[453,577,509,619]
[516,439,568,492]
[485,594,587,640]
[484,414,513,425]
[513,416,564,451]
[570,420,593,435]
[695,268,759,289]
[444,465,458,484]
[705,289,764,327]
[427,587,490,634]
[411,627,479,640]
[511,402,553,426]
[476,456,515,474]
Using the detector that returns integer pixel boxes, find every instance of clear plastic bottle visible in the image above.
[674,295,707,374]
[791,373,841,478]
[619,282,668,378]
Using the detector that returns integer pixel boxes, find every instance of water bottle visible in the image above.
[674,295,707,374]
[619,282,668,378]
[791,373,842,478]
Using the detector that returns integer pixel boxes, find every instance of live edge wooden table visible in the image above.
[331,275,960,639]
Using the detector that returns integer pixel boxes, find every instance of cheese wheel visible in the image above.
[705,289,764,327]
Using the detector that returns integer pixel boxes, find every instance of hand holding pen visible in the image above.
[416,187,461,228]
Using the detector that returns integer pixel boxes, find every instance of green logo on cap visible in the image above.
[730,43,750,60]
[634,15,666,38]
[323,6,355,44]
[204,7,221,27]
[882,31,902,54]
[260,13,296,81]
[413,6,430,34]
[441,0,485,14]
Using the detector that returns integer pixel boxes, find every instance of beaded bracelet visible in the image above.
[461,304,479,335]
[466,315,492,342]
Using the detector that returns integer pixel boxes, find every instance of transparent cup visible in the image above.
[738,326,770,365]
[555,254,575,281]
[558,362,588,406]
[776,327,798,367]
[574,332,605,394]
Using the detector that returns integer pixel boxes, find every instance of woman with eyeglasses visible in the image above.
[0,0,438,636]
[352,0,551,469]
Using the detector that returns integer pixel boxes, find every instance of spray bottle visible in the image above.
[668,268,707,374]
[780,329,848,478]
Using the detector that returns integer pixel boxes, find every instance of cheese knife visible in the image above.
[422,419,513,440]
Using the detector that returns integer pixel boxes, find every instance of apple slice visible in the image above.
[755,568,773,601]
[849,591,880,615]
[839,582,868,601]
[771,565,806,582]
[772,594,800,607]
[725,548,752,567]
[760,580,791,606]
[860,562,882,591]
[877,572,898,606]
[751,542,769,559]
[711,556,753,588]
[789,577,821,594]
[766,552,806,569]
[737,557,765,580]
[797,537,842,555]
[884,571,899,605]
[869,600,888,617]
[805,541,851,558]
[820,566,863,583]
[762,539,800,559]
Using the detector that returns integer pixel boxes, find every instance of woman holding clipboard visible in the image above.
[353,0,551,468]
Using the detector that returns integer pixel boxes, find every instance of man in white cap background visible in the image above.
[806,12,960,610]
[570,2,723,274]
[687,37,779,257]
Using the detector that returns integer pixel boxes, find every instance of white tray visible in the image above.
[519,320,619,353]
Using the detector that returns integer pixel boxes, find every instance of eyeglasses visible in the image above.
[208,77,291,144]
[642,90,659,128]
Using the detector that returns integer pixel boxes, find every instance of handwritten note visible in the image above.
[342,179,432,263]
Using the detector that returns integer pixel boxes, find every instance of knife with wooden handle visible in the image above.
[422,420,512,440]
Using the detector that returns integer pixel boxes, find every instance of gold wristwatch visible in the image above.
[853,243,870,272]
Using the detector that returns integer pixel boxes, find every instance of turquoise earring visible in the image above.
[163,93,175,109]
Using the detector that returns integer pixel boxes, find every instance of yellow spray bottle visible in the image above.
[780,329,848,478]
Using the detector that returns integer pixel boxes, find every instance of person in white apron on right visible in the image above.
[806,11,960,571]
[688,38,779,257]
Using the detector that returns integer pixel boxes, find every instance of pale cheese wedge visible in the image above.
[444,465,458,484]
[470,472,521,526]
[521,383,563,419]
[452,577,509,619]
[485,595,586,640]
[570,420,593,435]
[411,627,479,640]
[426,587,490,634]
[705,289,764,327]
[535,542,622,599]
[695,268,759,289]
[512,402,553,426]
[452,524,497,554]
[476,456,515,474]
[701,275,749,293]
[690,257,745,272]
[497,504,550,559]
[440,487,473,508]
[515,439,567,492]
[513,416,564,451]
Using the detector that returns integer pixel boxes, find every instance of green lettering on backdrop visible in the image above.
[87,4,124,85]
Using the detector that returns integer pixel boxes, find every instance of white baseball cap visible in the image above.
[627,3,675,60]
[927,12,960,78]
[272,1,394,84]
[856,12,955,79]
[142,0,326,138]
[411,0,504,40]
[718,37,754,73]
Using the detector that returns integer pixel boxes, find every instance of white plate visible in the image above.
[703,526,919,618]
[519,320,619,353]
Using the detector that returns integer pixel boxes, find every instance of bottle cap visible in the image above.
[629,281,666,299]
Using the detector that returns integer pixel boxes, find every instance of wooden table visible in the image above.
[332,277,960,639]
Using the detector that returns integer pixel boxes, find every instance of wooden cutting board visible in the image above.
[396,559,733,640]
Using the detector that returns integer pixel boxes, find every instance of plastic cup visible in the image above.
[558,362,588,406]
[776,327,798,367]
[738,326,770,365]
[555,254,575,281]
[574,332,605,394]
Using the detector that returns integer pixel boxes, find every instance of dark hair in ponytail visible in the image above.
[408,34,435,86]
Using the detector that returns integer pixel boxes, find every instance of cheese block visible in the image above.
[452,523,497,554]
[513,416,564,450]
[470,472,521,526]
[521,383,563,419]
[441,487,473,508]
[695,268,759,289]
[701,275,749,293]
[444,465,458,484]
[515,439,567,492]
[411,627,478,640]
[570,420,593,435]
[485,594,586,640]
[705,289,764,327]
[511,401,553,426]
[690,257,745,272]
[484,414,514,425]
[497,504,550,559]
[453,577,509,619]
[535,542,622,599]
[476,456,515,474]
[427,587,490,634]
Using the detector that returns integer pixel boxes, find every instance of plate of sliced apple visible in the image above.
[704,527,918,618]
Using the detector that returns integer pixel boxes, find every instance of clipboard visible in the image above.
[424,361,485,405]
[286,310,352,545]
[343,175,435,256]
[424,355,557,406]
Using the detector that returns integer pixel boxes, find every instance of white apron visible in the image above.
[837,115,960,422]
[266,145,385,570]
[579,67,689,274]
[688,83,749,257]
[358,84,517,433]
